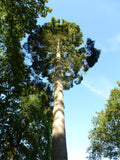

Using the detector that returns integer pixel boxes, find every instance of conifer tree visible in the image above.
[25,17,100,160]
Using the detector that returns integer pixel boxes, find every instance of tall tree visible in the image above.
[87,81,120,160]
[25,17,100,160]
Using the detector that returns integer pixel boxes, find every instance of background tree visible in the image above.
[25,17,100,160]
[0,0,52,39]
[0,28,53,160]
[0,38,53,159]
[87,81,120,160]
[0,0,53,159]
[0,78,53,160]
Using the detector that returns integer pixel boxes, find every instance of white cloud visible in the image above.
[82,77,113,99]
[82,81,103,96]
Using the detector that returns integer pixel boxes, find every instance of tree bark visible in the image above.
[51,41,68,160]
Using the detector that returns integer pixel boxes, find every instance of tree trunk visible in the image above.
[51,41,68,160]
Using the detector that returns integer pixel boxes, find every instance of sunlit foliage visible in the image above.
[87,82,120,160]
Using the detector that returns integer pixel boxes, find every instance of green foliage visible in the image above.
[25,17,100,90]
[0,0,52,95]
[0,37,53,159]
[0,0,52,39]
[0,1,53,159]
[87,82,120,160]
[0,48,53,159]
[0,84,52,159]
[0,0,52,61]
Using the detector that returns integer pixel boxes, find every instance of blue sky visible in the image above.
[40,0,120,159]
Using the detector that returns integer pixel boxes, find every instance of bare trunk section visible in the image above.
[51,41,68,160]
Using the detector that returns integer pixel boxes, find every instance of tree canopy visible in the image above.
[25,17,100,90]
[87,81,120,160]
[0,0,52,39]
[0,0,52,96]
